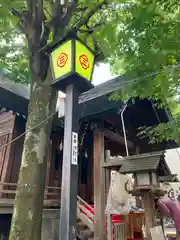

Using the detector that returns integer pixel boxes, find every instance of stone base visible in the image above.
[41,209,60,240]
[0,208,61,240]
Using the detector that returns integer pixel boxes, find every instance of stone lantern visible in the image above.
[119,151,171,240]
[119,151,171,195]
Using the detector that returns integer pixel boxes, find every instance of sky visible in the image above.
[92,63,114,85]
[165,148,180,179]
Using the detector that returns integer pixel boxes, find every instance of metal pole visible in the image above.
[120,104,129,157]
[59,84,79,240]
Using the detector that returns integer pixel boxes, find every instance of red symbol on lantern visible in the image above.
[79,54,89,70]
[57,53,68,67]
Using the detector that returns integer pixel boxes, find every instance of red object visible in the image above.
[157,197,180,230]
[79,54,89,70]
[80,203,144,240]
[81,204,127,239]
[57,53,68,67]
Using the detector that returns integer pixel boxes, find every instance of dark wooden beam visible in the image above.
[103,129,134,149]
[159,175,179,182]
[93,128,106,240]
[102,159,124,168]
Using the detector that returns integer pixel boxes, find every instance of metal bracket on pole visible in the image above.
[59,84,79,240]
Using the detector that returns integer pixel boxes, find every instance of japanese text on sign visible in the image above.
[72,132,78,165]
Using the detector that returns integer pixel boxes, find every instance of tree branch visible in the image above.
[40,25,50,47]
[71,0,108,32]
[40,13,51,47]
[52,0,64,23]
[51,0,64,40]
[51,0,79,41]
[44,8,52,19]
[27,0,33,16]
[61,1,77,29]
[76,7,88,12]
[12,8,23,20]
[42,0,108,54]
[166,0,179,11]
[11,8,27,34]
[79,22,105,34]
[33,0,44,35]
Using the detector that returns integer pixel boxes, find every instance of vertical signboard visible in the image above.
[72,132,78,165]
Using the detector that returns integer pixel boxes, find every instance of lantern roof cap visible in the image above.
[119,151,171,174]
[47,35,95,55]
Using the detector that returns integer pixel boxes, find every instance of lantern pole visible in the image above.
[49,37,95,240]
[59,83,79,240]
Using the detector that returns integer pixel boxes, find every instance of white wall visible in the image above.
[165,148,180,179]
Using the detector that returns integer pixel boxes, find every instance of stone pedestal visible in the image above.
[41,209,60,240]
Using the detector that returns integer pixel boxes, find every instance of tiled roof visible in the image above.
[119,152,168,173]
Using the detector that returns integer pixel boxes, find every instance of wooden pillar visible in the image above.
[141,192,156,240]
[105,150,111,202]
[135,147,142,208]
[105,150,112,240]
[107,214,112,240]
[93,128,106,240]
[45,140,52,199]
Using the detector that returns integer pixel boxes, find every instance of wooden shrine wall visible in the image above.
[0,112,26,197]
[0,111,65,201]
[0,112,16,185]
[45,134,63,192]
[8,114,26,184]
[0,111,94,203]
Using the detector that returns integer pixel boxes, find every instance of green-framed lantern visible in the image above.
[50,38,95,93]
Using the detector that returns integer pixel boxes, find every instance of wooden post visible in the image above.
[44,140,51,199]
[93,128,106,240]
[105,150,112,240]
[105,150,111,202]
[141,191,156,240]
[107,214,112,240]
[135,147,142,208]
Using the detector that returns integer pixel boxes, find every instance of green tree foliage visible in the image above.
[0,1,29,83]
[0,0,126,82]
[109,0,180,143]
[0,1,128,239]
